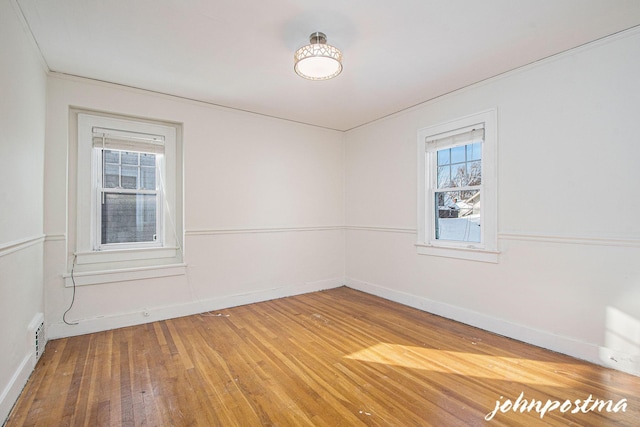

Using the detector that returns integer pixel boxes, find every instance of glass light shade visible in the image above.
[294,32,343,80]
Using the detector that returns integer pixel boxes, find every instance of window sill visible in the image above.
[415,242,499,263]
[64,263,187,287]
[75,247,179,265]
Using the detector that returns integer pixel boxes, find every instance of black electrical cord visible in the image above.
[62,254,79,325]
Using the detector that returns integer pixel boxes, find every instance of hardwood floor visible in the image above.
[6,287,640,426]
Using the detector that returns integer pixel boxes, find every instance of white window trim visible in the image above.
[416,109,499,263]
[73,112,184,284]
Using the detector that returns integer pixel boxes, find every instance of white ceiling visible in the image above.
[16,0,640,131]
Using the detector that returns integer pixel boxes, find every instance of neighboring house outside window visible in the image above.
[417,109,498,263]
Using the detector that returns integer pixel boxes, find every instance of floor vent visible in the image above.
[28,313,45,366]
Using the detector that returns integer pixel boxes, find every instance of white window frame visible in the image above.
[416,109,499,263]
[70,112,184,285]
[92,133,164,251]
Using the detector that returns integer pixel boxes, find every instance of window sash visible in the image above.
[427,140,484,247]
[94,147,163,250]
[99,193,160,248]
[433,188,482,243]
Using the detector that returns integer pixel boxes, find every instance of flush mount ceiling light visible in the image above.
[294,32,343,80]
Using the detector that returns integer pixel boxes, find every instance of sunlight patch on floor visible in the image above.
[345,343,575,386]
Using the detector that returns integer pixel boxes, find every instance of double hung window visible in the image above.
[72,112,183,285]
[417,110,498,262]
[93,128,164,249]
[431,127,483,243]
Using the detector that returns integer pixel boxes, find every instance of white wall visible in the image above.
[0,0,47,421]
[44,74,345,338]
[344,28,640,376]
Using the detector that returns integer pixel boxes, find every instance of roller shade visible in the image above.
[92,127,165,154]
[425,124,484,151]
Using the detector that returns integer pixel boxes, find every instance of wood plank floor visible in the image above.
[6,287,640,426]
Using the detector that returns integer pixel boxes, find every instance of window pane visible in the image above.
[121,166,138,189]
[121,151,138,165]
[467,142,481,161]
[437,165,451,189]
[104,164,119,188]
[140,153,155,167]
[451,145,465,164]
[101,193,156,244]
[104,150,119,164]
[434,190,480,243]
[452,164,467,187]
[140,166,156,190]
[467,161,481,185]
[437,150,450,166]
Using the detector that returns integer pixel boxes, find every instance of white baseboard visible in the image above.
[47,277,345,340]
[0,354,32,425]
[345,278,639,377]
